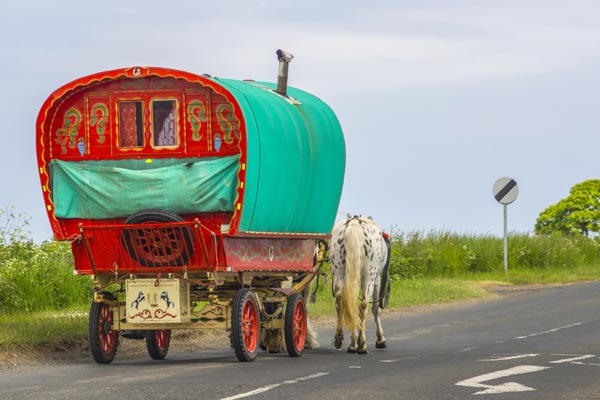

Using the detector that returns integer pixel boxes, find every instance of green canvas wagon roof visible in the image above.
[216,78,345,235]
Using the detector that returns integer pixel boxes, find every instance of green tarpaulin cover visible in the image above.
[50,156,239,219]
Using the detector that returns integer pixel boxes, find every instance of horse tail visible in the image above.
[340,219,364,333]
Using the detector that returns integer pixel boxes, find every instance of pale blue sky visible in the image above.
[2,0,600,241]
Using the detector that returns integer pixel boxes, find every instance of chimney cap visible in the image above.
[276,49,294,63]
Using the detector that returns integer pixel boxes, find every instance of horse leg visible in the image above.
[334,294,344,350]
[373,302,386,348]
[371,281,386,349]
[356,297,369,354]
[348,330,359,353]
[306,319,319,349]
[344,282,360,354]
[300,279,320,349]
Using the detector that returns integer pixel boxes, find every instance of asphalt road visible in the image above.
[3,281,600,400]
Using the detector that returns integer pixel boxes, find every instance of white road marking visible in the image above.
[456,365,550,395]
[550,355,595,364]
[514,322,584,339]
[380,355,426,363]
[219,372,329,400]
[349,365,362,368]
[571,361,600,366]
[459,347,480,353]
[479,354,539,362]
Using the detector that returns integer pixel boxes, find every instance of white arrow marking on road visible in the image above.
[456,365,550,395]
[479,354,539,362]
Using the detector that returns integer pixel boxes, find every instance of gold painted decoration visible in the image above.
[216,103,240,144]
[90,103,108,144]
[55,108,82,154]
[188,100,207,142]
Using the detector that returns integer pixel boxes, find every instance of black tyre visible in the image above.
[231,289,260,362]
[284,294,306,357]
[89,292,119,364]
[122,209,193,267]
[145,329,171,360]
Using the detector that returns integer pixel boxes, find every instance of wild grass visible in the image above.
[389,230,600,279]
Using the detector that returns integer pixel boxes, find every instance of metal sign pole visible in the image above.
[493,177,519,276]
[503,203,508,274]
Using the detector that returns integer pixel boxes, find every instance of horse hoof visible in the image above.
[305,341,320,350]
[347,347,358,353]
[358,348,368,354]
[376,341,387,349]
[334,339,343,350]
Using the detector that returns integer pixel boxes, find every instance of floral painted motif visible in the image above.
[187,100,207,142]
[216,103,240,144]
[90,103,108,144]
[55,108,81,154]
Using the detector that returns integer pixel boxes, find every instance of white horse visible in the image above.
[330,216,390,353]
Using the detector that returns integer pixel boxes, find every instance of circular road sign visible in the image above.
[493,177,519,205]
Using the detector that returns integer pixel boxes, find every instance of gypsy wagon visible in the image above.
[36,51,345,363]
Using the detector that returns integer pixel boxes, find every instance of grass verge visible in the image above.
[0,311,88,350]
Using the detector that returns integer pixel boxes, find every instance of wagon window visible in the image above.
[152,100,178,147]
[119,101,143,148]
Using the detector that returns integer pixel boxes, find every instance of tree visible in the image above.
[535,179,600,237]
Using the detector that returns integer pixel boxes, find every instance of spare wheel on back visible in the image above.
[122,209,194,267]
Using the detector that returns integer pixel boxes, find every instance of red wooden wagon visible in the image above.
[36,51,345,363]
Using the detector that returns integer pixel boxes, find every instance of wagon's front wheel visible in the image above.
[89,292,119,364]
[285,294,307,357]
[232,288,260,362]
[146,329,171,360]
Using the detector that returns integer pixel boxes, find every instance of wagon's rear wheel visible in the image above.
[89,292,119,364]
[285,293,307,357]
[145,329,171,360]
[232,288,260,362]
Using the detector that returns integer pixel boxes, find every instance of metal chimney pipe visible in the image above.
[276,49,294,96]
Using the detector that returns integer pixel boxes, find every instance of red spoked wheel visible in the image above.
[89,292,119,364]
[122,209,193,267]
[285,294,307,357]
[146,329,171,360]
[232,288,260,362]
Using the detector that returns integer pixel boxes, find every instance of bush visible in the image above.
[0,208,93,313]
